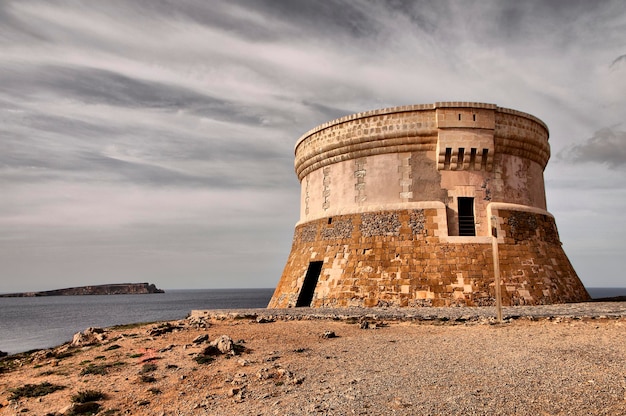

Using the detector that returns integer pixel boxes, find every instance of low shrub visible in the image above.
[104,344,121,351]
[139,363,157,374]
[80,364,109,376]
[8,382,65,400]
[140,374,156,383]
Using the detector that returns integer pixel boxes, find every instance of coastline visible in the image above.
[1,302,625,415]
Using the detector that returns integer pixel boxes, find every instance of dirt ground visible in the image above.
[1,314,625,415]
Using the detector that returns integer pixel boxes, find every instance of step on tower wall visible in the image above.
[268,102,590,308]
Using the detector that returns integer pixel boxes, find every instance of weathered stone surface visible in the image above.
[269,102,589,308]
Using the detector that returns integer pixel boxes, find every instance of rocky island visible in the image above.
[0,283,164,297]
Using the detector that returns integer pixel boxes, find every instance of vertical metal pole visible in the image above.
[491,215,503,323]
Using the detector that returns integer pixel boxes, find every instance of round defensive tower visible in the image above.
[269,102,590,308]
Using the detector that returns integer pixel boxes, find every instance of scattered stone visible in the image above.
[159,345,176,353]
[187,316,211,329]
[256,367,273,380]
[231,372,247,385]
[228,387,243,398]
[192,334,209,344]
[321,331,337,339]
[71,327,106,347]
[148,323,180,336]
[256,316,275,323]
[211,335,235,355]
[275,368,304,385]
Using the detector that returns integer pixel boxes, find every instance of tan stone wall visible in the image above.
[272,103,586,309]
[295,103,550,225]
[268,207,589,308]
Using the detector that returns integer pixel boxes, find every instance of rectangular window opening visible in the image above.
[296,261,323,307]
[458,197,476,236]
[481,149,489,170]
[444,147,452,169]
[469,148,477,170]
[457,147,465,170]
[472,114,476,121]
[458,113,462,121]
[328,217,333,225]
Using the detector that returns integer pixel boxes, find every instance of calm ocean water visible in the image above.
[0,287,623,355]
[0,288,274,355]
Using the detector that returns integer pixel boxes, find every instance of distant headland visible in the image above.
[0,283,164,297]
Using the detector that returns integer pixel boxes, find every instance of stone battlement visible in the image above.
[295,102,549,181]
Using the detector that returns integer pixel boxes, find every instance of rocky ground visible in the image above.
[0,302,624,416]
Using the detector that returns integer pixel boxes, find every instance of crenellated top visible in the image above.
[294,102,550,181]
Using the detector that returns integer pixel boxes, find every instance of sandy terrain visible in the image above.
[0,306,625,415]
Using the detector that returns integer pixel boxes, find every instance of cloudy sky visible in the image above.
[1,0,625,293]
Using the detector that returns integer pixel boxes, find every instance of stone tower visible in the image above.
[269,102,589,308]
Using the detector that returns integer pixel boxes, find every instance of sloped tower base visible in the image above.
[269,204,589,308]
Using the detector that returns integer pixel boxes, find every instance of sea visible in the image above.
[0,288,274,355]
[0,287,624,355]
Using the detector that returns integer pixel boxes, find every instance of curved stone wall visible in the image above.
[270,102,589,308]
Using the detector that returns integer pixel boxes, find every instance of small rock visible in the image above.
[321,331,337,339]
[70,327,106,347]
[256,316,275,323]
[192,334,209,344]
[69,402,101,414]
[0,350,7,358]
[228,387,244,397]
[159,344,176,352]
[256,367,273,380]
[211,335,235,355]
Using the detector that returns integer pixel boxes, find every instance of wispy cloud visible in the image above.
[1,0,625,291]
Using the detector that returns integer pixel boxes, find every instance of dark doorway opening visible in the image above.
[296,261,323,307]
[458,197,476,236]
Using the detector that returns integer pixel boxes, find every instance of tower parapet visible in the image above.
[269,102,589,308]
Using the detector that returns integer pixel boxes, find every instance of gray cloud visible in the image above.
[1,0,625,291]
[560,128,626,168]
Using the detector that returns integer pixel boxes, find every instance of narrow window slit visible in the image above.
[457,147,465,169]
[470,148,477,170]
[444,148,452,169]
[481,149,489,170]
